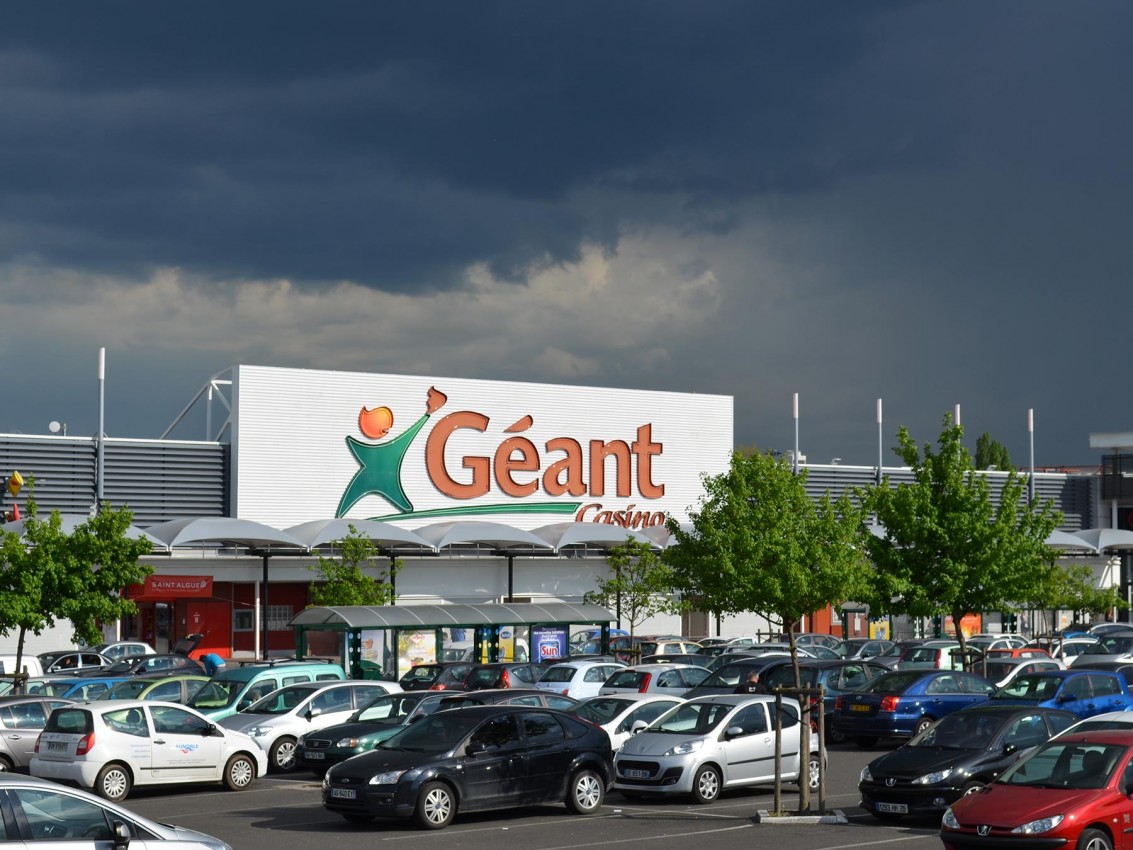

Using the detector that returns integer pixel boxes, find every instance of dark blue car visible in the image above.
[832,669,996,746]
[987,669,1133,718]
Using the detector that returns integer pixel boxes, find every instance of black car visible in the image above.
[398,662,476,692]
[858,704,1078,821]
[682,657,793,698]
[321,704,613,829]
[435,688,579,711]
[639,653,711,668]
[73,654,204,678]
[463,662,543,690]
[760,658,890,743]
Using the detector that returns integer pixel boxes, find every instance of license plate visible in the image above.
[304,751,324,760]
[330,787,357,800]
[877,802,908,814]
[624,769,649,779]
[850,704,871,712]
[47,741,68,751]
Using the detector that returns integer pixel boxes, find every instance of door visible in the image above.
[460,714,527,809]
[148,705,223,781]
[720,702,776,785]
[520,712,574,802]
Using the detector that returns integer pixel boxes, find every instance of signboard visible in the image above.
[232,365,733,529]
[531,625,568,660]
[129,575,213,600]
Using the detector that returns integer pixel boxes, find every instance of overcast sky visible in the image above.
[1,2,1129,469]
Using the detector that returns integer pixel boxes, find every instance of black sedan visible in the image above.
[398,662,475,691]
[435,688,579,710]
[858,704,1078,821]
[760,658,890,743]
[321,704,613,829]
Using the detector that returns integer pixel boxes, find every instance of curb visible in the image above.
[755,809,848,825]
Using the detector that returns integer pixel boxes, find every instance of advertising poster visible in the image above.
[398,629,438,669]
[531,626,568,661]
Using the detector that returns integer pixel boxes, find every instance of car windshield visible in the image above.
[700,664,764,687]
[1084,636,1133,655]
[106,680,151,699]
[864,671,926,693]
[379,709,484,752]
[650,701,733,734]
[878,644,906,658]
[993,675,1062,701]
[908,712,1004,749]
[356,694,424,723]
[999,741,1125,789]
[186,680,241,710]
[244,685,312,714]
[763,666,818,688]
[982,662,1018,681]
[573,697,634,724]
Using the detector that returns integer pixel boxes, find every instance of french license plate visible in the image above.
[877,802,908,814]
[624,769,650,779]
[850,704,871,712]
[47,741,68,751]
[330,787,357,800]
[304,751,324,760]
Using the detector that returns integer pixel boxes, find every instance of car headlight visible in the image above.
[1011,815,1064,835]
[369,769,407,785]
[336,737,362,749]
[322,771,331,790]
[912,768,953,785]
[941,807,960,829]
[859,765,873,783]
[662,739,704,757]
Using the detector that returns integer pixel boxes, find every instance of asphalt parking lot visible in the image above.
[118,743,946,850]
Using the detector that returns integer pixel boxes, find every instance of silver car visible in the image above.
[612,694,821,803]
[0,695,73,770]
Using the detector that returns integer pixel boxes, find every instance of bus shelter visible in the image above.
[289,601,616,680]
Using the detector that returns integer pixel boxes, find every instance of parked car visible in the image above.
[1069,660,1133,688]
[73,653,204,679]
[1031,635,1099,665]
[0,695,74,770]
[88,641,155,662]
[185,659,346,721]
[988,669,1133,719]
[1057,709,1133,736]
[832,669,997,746]
[609,636,702,662]
[706,651,792,671]
[898,642,964,671]
[941,729,1133,850]
[638,653,711,667]
[38,651,112,676]
[830,639,896,661]
[791,633,843,651]
[612,694,821,803]
[534,660,625,700]
[24,676,134,702]
[859,705,1078,820]
[0,772,235,850]
[434,687,580,711]
[1088,622,1133,636]
[462,662,544,690]
[570,693,685,751]
[1073,631,1133,666]
[599,664,709,698]
[965,634,1030,654]
[219,680,401,772]
[30,699,268,801]
[297,690,448,776]
[321,704,613,829]
[683,657,794,698]
[871,640,928,671]
[760,658,890,743]
[104,674,210,704]
[398,662,475,691]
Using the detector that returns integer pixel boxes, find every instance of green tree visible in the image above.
[1021,563,1125,634]
[975,432,1013,471]
[583,538,685,641]
[863,416,1060,666]
[308,524,400,607]
[0,499,154,680]
[664,449,873,812]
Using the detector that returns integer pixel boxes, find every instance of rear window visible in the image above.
[540,666,577,683]
[865,671,927,693]
[904,648,939,663]
[605,671,647,689]
[44,708,93,734]
[1085,637,1133,655]
[465,668,502,688]
[401,666,441,683]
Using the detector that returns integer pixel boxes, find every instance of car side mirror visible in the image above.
[112,820,131,850]
[725,725,745,739]
[630,720,648,735]
[1003,743,1017,756]
[1057,693,1074,703]
[465,741,486,756]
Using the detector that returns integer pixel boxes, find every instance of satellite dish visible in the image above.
[49,421,61,434]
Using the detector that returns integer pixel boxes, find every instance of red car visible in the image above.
[941,729,1133,850]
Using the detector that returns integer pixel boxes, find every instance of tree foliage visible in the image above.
[1019,563,1125,634]
[975,432,1013,471]
[308,524,400,607]
[0,499,155,677]
[583,538,684,638]
[863,416,1061,663]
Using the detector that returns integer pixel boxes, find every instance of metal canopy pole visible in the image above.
[261,553,270,660]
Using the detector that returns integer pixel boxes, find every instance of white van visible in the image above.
[0,655,45,678]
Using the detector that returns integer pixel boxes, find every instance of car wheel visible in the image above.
[566,769,604,814]
[855,736,879,747]
[341,813,375,825]
[961,781,985,796]
[95,763,132,802]
[824,721,848,745]
[413,781,456,829]
[270,736,298,772]
[914,717,934,736]
[1077,828,1114,850]
[691,765,721,804]
[0,755,12,772]
[223,754,256,790]
[800,754,821,791]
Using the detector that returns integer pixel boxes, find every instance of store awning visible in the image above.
[285,518,435,552]
[531,521,658,550]
[290,601,615,630]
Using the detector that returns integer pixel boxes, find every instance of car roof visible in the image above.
[622,663,698,672]
[955,703,1076,718]
[576,693,681,705]
[682,693,778,707]
[1056,729,1133,745]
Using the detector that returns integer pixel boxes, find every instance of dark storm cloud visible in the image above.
[0,1,918,289]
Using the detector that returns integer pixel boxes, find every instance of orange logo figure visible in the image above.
[358,406,394,439]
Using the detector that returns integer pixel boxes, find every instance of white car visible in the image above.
[612,694,821,802]
[0,772,233,850]
[535,660,626,700]
[598,663,710,698]
[30,699,267,801]
[218,680,400,772]
[1057,709,1133,736]
[571,693,684,751]
[979,657,1066,688]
